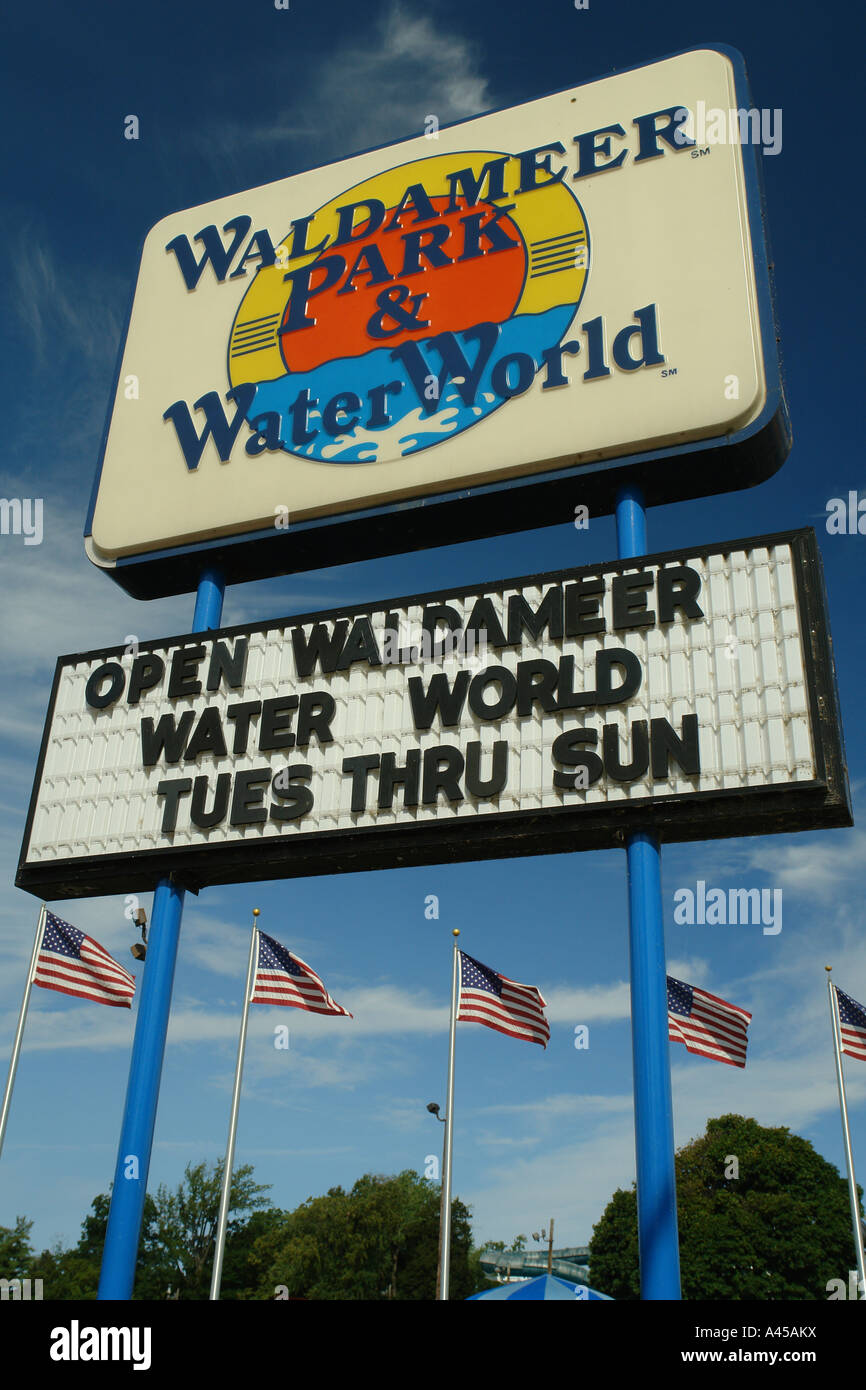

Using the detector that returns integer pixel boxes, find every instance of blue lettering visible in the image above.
[165,216,252,290]
[390,323,501,413]
[163,383,256,470]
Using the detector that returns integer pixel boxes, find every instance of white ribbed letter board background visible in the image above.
[17,529,851,900]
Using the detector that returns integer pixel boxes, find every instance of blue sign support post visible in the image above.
[98,567,225,1300]
[615,485,681,1301]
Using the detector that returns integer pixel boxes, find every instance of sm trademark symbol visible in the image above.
[691,147,711,158]
[661,368,677,378]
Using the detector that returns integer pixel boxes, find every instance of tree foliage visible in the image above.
[589,1113,863,1300]
[8,1161,270,1300]
[3,1163,489,1300]
[256,1170,478,1301]
[149,1160,271,1299]
[0,1216,35,1280]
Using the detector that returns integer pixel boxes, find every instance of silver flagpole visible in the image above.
[438,928,460,1301]
[826,966,866,1297]
[0,903,47,1161]
[210,908,260,1301]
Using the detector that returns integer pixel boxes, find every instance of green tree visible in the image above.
[0,1216,35,1280]
[589,1113,863,1300]
[6,1162,493,1300]
[30,1191,177,1300]
[149,1159,271,1299]
[257,1170,478,1300]
[29,1244,100,1301]
[219,1206,290,1301]
[27,1160,271,1300]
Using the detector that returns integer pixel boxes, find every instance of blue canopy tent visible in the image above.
[467,1274,613,1300]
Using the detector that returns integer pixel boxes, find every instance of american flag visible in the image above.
[836,987,866,1062]
[34,912,136,1008]
[667,976,751,1068]
[250,931,352,1017]
[457,951,549,1047]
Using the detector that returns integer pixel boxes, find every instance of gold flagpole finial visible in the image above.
[825,964,832,973]
[253,908,260,917]
[452,929,460,938]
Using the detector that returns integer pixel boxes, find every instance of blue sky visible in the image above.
[1,0,864,1282]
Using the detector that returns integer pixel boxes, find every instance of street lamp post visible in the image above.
[427,1101,447,1300]
[532,1219,555,1276]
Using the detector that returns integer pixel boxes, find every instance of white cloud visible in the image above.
[464,1040,866,1248]
[252,983,446,1037]
[671,1048,866,1142]
[542,980,629,1023]
[0,477,192,756]
[465,1112,637,1248]
[191,1,490,178]
[479,1092,633,1122]
[745,829,866,899]
[9,981,443,1054]
[666,957,711,987]
[312,2,490,148]
[7,227,123,374]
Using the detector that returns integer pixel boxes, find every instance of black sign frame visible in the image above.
[17,528,851,901]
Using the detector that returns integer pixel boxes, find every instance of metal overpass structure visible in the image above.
[480,1247,591,1285]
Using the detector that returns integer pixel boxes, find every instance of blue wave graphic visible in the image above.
[250,306,578,464]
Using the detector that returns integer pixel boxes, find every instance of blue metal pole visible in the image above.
[193,568,226,631]
[98,567,225,1300]
[615,484,681,1301]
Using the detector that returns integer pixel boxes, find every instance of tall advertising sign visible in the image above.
[85,46,789,597]
[19,531,850,899]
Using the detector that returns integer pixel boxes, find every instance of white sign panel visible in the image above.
[85,46,788,597]
[19,531,849,899]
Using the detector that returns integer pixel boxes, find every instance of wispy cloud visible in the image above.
[479,1092,633,1121]
[8,229,123,373]
[189,1,491,182]
[0,504,192,846]
[310,2,491,149]
[543,980,629,1023]
[464,1038,866,1246]
[10,982,442,1054]
[744,829,865,899]
[465,1113,637,1246]
[666,956,711,986]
